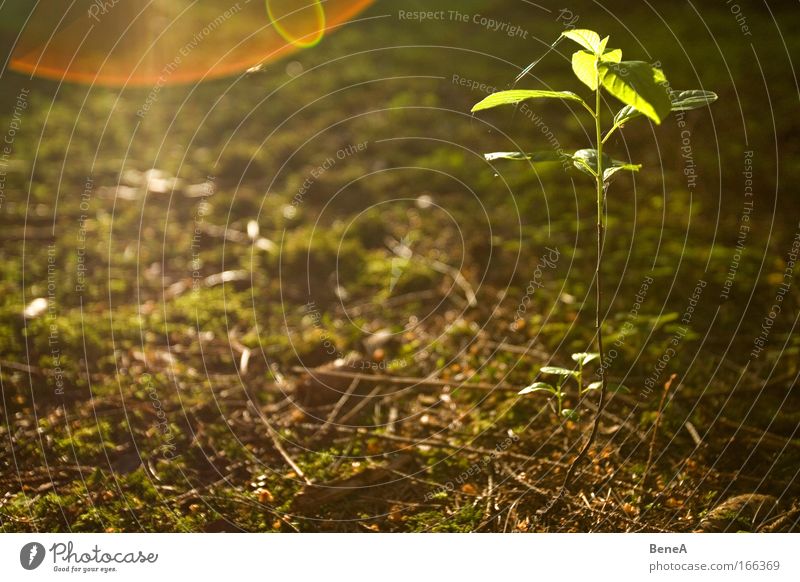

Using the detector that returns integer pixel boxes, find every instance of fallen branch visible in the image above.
[291,366,518,393]
[265,423,311,485]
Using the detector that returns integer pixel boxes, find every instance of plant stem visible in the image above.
[556,78,608,497]
[590,79,609,453]
[601,121,621,144]
[593,68,608,421]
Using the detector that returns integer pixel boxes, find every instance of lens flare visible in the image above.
[267,0,326,49]
[9,0,373,86]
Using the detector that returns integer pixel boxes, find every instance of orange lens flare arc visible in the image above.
[10,0,373,87]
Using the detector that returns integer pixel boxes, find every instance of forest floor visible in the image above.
[2,0,800,532]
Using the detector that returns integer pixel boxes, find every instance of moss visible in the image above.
[2,0,798,532]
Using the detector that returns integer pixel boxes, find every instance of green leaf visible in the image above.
[471,90,586,113]
[599,61,671,123]
[571,149,608,176]
[573,161,596,177]
[613,104,642,126]
[570,43,622,90]
[540,366,577,377]
[484,151,567,163]
[616,90,717,124]
[561,408,580,420]
[560,29,602,54]
[519,382,556,395]
[573,158,596,177]
[603,163,641,183]
[669,90,718,111]
[653,67,668,86]
[571,50,599,90]
[571,352,600,365]
[572,149,601,176]
[572,149,641,181]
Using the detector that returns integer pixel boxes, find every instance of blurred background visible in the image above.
[1,0,798,532]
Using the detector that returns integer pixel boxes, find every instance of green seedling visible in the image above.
[473,28,716,488]
[519,352,609,419]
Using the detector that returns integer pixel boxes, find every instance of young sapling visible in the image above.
[472,28,716,494]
